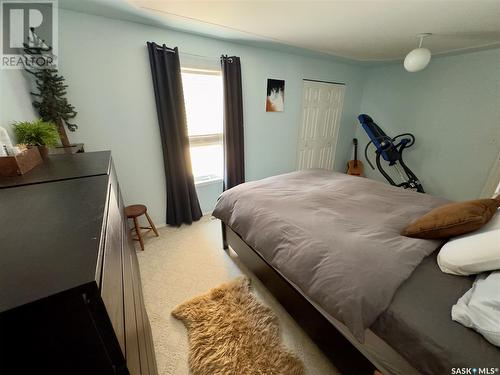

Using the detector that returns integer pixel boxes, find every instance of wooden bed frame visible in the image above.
[221,222,376,375]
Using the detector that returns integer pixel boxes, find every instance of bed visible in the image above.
[213,169,500,374]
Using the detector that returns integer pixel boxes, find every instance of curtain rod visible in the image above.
[154,44,175,53]
[153,44,218,61]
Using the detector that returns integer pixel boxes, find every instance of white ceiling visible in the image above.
[130,0,500,61]
[61,0,500,62]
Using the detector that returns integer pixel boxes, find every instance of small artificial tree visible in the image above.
[23,28,77,147]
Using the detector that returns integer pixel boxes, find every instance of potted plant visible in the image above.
[12,119,59,159]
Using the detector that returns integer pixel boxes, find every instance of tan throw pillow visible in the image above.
[402,198,500,239]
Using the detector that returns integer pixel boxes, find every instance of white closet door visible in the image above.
[297,80,345,170]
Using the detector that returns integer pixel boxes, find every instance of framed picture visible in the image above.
[266,79,285,112]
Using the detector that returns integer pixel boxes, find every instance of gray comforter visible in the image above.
[213,169,448,340]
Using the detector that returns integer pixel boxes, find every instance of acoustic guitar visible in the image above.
[346,138,364,177]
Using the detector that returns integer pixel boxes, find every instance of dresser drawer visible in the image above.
[100,187,125,356]
[121,194,158,375]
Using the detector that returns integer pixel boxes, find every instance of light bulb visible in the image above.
[404,47,431,72]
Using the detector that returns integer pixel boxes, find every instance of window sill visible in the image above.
[195,178,223,187]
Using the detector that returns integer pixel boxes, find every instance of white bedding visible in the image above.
[452,271,500,347]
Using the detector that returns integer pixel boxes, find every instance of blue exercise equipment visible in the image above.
[357,114,425,193]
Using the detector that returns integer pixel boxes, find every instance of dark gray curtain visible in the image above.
[221,55,245,191]
[147,42,202,226]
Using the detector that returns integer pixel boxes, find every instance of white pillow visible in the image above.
[437,210,500,275]
[452,271,500,347]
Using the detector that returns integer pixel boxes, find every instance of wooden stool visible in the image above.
[125,204,159,251]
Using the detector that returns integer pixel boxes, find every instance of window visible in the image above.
[181,68,223,184]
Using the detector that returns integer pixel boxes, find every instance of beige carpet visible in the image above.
[136,215,338,375]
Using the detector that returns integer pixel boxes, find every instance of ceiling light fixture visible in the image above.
[404,33,432,72]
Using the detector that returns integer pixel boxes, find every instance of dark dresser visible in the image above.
[0,152,158,375]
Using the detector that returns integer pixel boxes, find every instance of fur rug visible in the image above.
[172,277,305,375]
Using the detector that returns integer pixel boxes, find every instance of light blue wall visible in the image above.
[357,48,500,200]
[0,70,38,140]
[56,9,367,224]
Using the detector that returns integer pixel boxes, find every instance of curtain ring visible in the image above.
[221,55,234,63]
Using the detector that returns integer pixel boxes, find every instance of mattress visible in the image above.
[213,169,446,340]
[372,253,500,375]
